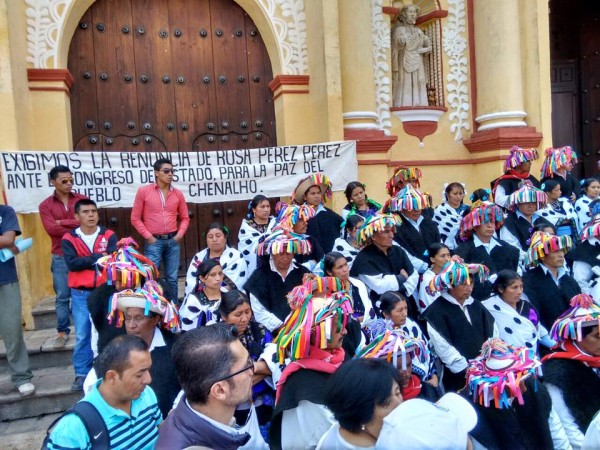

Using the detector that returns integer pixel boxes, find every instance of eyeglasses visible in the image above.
[59,178,74,185]
[214,356,255,383]
[158,169,176,174]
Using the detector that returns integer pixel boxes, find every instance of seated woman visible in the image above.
[274,202,323,272]
[482,270,555,352]
[341,181,382,220]
[432,182,469,250]
[238,194,276,274]
[180,260,228,330]
[355,328,439,402]
[574,178,600,233]
[218,290,274,430]
[317,358,403,449]
[291,173,343,253]
[268,276,354,449]
[417,242,451,313]
[368,292,438,388]
[538,179,579,240]
[244,229,311,331]
[332,214,364,270]
[542,294,600,449]
[323,251,374,331]
[423,257,498,392]
[567,204,600,297]
[464,338,565,450]
[185,222,248,295]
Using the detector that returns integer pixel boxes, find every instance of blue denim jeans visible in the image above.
[51,255,71,335]
[144,238,180,303]
[71,288,93,377]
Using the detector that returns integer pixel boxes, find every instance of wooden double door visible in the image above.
[67,0,277,274]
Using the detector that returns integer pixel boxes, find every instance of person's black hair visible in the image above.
[49,165,71,180]
[541,179,561,193]
[324,358,402,433]
[172,323,239,404]
[197,259,221,278]
[427,242,449,262]
[218,290,251,317]
[342,214,365,239]
[470,188,491,203]
[533,222,556,234]
[492,269,522,296]
[444,182,465,202]
[581,178,600,196]
[153,158,173,171]
[247,195,270,219]
[379,291,406,316]
[94,334,149,378]
[205,221,229,236]
[323,251,346,275]
[344,181,366,203]
[74,198,97,214]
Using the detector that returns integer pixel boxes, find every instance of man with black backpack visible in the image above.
[44,334,162,450]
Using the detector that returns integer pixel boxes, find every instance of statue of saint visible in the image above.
[392,5,431,107]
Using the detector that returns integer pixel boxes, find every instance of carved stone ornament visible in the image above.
[442,0,471,141]
[370,0,392,135]
[25,0,308,75]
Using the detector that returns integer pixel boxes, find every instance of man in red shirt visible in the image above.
[131,158,190,303]
[39,165,88,348]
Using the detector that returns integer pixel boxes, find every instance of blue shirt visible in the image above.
[0,205,21,285]
[47,380,162,450]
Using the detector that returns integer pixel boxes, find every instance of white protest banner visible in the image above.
[0,141,357,214]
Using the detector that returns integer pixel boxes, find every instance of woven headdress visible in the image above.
[386,166,422,196]
[356,214,401,247]
[275,275,353,363]
[273,202,316,231]
[549,294,600,343]
[107,280,181,333]
[541,146,578,178]
[466,338,542,409]
[428,256,489,294]
[256,228,312,255]
[291,173,333,204]
[524,231,573,268]
[581,202,600,241]
[503,146,539,173]
[97,237,158,288]
[354,329,428,370]
[389,185,430,212]
[506,180,547,210]
[459,201,504,239]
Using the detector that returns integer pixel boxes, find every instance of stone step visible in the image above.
[0,327,74,372]
[0,412,61,449]
[0,366,82,421]
[31,297,63,331]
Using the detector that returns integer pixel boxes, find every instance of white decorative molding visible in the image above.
[343,111,380,130]
[257,0,308,74]
[476,111,528,131]
[392,108,445,123]
[25,0,308,74]
[370,0,392,135]
[25,0,71,69]
[442,0,470,141]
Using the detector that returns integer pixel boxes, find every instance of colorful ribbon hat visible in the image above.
[355,213,402,247]
[549,294,600,343]
[524,231,573,269]
[96,237,158,288]
[354,328,428,371]
[506,180,547,211]
[386,165,423,197]
[503,146,539,173]
[540,146,578,178]
[459,201,504,239]
[428,255,489,294]
[466,338,542,409]
[388,185,431,212]
[291,173,333,205]
[273,202,316,231]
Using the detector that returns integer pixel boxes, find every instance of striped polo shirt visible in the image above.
[47,380,162,450]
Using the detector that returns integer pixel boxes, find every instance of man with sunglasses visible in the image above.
[156,324,255,449]
[131,158,189,304]
[39,165,88,349]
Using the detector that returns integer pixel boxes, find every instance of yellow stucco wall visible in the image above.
[0,0,554,328]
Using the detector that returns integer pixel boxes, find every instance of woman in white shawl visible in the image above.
[432,182,469,250]
[482,269,555,352]
[331,214,364,270]
[538,179,579,240]
[238,195,276,274]
[185,222,248,295]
